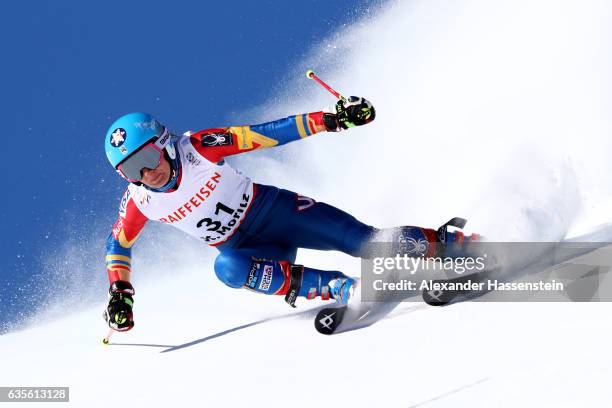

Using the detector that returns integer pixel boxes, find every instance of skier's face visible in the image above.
[140,155,171,188]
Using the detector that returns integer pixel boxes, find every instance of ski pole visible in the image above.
[306,70,347,102]
[102,328,114,345]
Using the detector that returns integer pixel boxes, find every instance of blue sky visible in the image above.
[0,0,378,328]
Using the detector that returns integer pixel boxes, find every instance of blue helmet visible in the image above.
[105,112,164,168]
[105,112,181,191]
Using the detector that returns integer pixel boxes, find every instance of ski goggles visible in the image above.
[116,128,171,182]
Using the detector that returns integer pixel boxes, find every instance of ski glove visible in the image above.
[325,96,376,131]
[103,280,135,332]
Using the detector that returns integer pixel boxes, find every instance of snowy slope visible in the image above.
[1,267,611,407]
[2,1,612,406]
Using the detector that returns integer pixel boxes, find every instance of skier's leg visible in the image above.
[213,245,346,304]
[251,189,478,259]
[248,189,376,256]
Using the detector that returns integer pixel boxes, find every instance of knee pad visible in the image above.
[214,253,250,288]
[215,254,290,294]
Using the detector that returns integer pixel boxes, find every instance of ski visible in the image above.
[314,305,348,335]
[422,268,499,306]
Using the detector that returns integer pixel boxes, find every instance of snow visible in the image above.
[2,0,612,406]
[2,274,611,407]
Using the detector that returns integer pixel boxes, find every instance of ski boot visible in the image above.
[328,277,356,305]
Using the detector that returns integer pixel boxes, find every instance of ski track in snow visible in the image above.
[2,1,612,407]
[406,378,491,408]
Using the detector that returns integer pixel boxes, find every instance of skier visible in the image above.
[103,97,477,331]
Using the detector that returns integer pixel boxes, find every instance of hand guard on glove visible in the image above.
[103,280,135,332]
[324,96,376,131]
